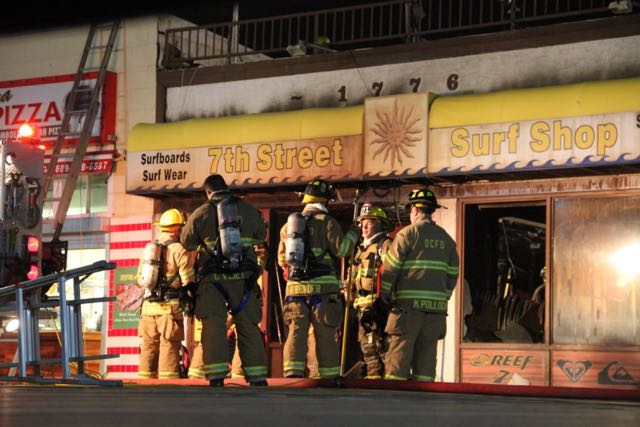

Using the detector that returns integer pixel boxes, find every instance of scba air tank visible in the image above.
[139,242,162,290]
[285,212,307,274]
[217,197,243,270]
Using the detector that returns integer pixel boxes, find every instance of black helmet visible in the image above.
[302,179,336,203]
[404,188,446,210]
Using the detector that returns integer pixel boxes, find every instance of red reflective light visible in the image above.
[18,123,35,138]
[27,236,40,253]
[27,264,39,280]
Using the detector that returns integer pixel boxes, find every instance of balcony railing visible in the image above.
[162,0,632,69]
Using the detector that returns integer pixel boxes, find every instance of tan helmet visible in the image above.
[158,208,186,229]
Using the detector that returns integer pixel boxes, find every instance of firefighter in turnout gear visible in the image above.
[187,319,205,379]
[350,203,393,379]
[381,189,459,381]
[137,209,195,379]
[181,174,268,387]
[278,179,358,378]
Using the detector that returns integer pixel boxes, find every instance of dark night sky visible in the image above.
[1,0,380,35]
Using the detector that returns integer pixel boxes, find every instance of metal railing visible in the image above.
[0,260,121,386]
[162,0,626,68]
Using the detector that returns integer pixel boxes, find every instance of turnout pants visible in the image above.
[384,308,446,381]
[138,307,184,379]
[282,294,342,378]
[195,274,267,382]
[187,318,204,379]
[188,342,204,379]
[358,321,386,379]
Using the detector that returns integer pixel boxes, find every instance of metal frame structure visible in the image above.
[162,0,628,67]
[0,261,121,386]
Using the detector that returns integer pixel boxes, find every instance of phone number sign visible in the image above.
[43,158,112,175]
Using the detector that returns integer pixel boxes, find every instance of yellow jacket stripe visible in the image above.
[396,290,450,300]
[318,366,340,377]
[337,230,359,258]
[284,361,306,371]
[243,365,268,377]
[278,206,345,296]
[381,217,459,313]
[204,362,229,375]
[159,372,180,379]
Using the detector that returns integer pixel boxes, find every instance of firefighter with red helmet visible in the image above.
[349,203,393,379]
[137,208,195,379]
[381,188,459,381]
[277,179,359,378]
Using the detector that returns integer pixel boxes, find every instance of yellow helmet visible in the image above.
[358,203,387,221]
[158,208,186,228]
[357,203,393,229]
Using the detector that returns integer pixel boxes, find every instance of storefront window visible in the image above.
[553,196,640,346]
[463,203,547,344]
[42,248,107,332]
[43,173,108,217]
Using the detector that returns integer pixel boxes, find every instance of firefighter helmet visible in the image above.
[204,174,229,196]
[404,188,445,210]
[158,208,186,228]
[357,203,392,228]
[302,179,336,204]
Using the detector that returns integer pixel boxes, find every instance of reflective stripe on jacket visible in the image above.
[351,233,392,309]
[381,216,459,313]
[278,205,345,296]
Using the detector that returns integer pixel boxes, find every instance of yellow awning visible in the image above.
[129,106,364,151]
[429,77,640,128]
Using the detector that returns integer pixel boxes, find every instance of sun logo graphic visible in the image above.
[369,99,422,169]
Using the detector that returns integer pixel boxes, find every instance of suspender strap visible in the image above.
[285,295,323,311]
[212,281,253,316]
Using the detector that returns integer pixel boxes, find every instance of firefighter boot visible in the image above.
[209,378,224,387]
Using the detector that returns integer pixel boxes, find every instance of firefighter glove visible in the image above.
[179,282,198,316]
[346,220,362,242]
[373,297,391,315]
[359,308,376,333]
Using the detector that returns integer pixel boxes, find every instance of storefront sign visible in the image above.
[128,93,431,193]
[112,266,142,329]
[552,351,640,389]
[461,349,547,386]
[364,93,428,178]
[0,72,117,143]
[429,111,640,175]
[127,135,362,191]
[43,158,112,175]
